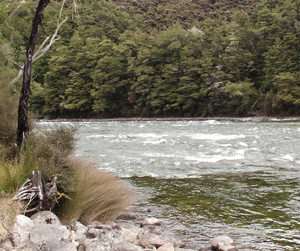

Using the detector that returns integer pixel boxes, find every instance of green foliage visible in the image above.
[0,154,43,194]
[2,0,300,118]
[274,72,300,114]
[0,80,18,148]
[0,3,8,25]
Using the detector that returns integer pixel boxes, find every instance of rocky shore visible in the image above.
[0,211,238,251]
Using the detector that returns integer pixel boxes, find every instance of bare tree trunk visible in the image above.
[16,0,50,150]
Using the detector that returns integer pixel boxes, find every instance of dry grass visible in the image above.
[0,195,23,242]
[61,158,134,225]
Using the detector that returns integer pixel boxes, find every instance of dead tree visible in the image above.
[13,171,58,212]
[16,0,50,151]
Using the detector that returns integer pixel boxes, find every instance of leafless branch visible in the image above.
[9,0,68,86]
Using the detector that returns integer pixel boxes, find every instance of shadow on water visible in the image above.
[127,172,300,250]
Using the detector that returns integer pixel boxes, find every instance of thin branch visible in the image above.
[0,50,23,69]
[9,0,68,87]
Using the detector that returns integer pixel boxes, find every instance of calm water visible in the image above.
[36,119,300,250]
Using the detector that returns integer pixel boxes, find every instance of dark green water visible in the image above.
[128,173,300,250]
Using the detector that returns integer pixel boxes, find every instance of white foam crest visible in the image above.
[185,152,245,163]
[188,133,246,141]
[143,139,168,145]
[239,142,248,147]
[280,154,294,161]
[142,153,175,158]
[202,120,219,124]
[134,133,168,138]
[86,134,115,138]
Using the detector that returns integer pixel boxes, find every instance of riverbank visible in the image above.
[0,210,238,251]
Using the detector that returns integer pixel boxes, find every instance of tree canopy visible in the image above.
[1,0,300,118]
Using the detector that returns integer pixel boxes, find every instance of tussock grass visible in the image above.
[61,158,134,225]
[0,155,43,194]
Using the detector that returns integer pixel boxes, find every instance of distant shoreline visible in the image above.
[35,116,300,122]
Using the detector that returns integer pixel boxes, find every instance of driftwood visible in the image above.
[13,171,57,213]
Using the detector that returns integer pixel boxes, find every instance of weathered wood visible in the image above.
[13,171,57,213]
[42,177,58,211]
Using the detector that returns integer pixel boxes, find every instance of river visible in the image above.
[36,118,300,250]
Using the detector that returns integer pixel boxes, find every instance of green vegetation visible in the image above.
[1,0,300,118]
[0,118,133,225]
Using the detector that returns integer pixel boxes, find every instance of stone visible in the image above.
[30,211,61,226]
[122,227,139,244]
[157,242,174,251]
[29,224,76,250]
[211,236,238,251]
[10,215,34,247]
[138,225,181,248]
[141,217,162,227]
[117,212,137,220]
[71,221,88,242]
[111,241,143,251]
[85,223,123,245]
[81,238,111,251]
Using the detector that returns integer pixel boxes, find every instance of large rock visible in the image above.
[29,224,76,251]
[30,211,61,226]
[211,236,238,251]
[10,215,34,247]
[138,225,181,248]
[8,213,77,251]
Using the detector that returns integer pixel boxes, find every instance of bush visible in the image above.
[27,126,77,183]
[0,85,18,149]
[60,158,134,225]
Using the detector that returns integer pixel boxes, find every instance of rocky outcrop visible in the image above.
[0,211,238,251]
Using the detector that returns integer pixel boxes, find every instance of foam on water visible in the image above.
[188,133,246,141]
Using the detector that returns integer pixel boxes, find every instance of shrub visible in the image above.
[60,158,134,225]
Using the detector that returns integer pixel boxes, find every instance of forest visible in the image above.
[1,0,300,118]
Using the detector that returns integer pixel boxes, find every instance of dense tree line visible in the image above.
[1,0,300,118]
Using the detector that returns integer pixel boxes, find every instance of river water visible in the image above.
[37,118,300,250]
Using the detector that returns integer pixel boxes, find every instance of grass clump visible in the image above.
[60,158,134,225]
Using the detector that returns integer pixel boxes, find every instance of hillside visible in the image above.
[110,0,260,30]
[1,0,300,118]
